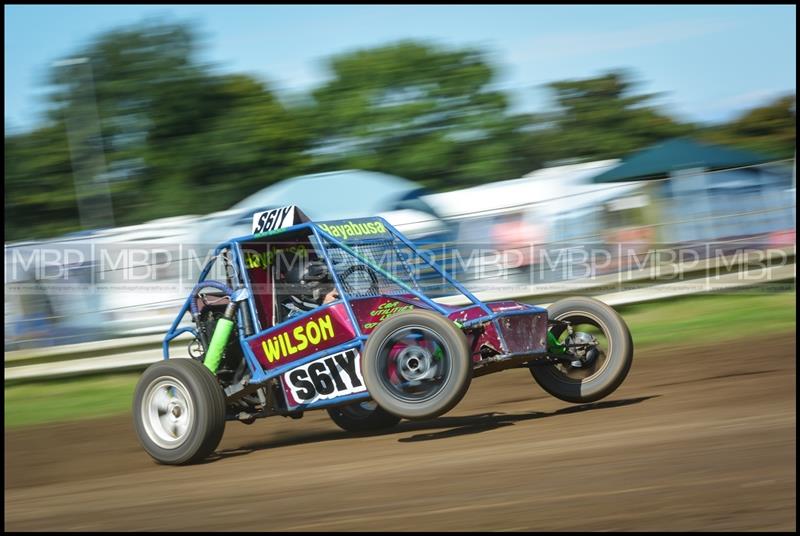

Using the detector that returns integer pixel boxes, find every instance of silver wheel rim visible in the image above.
[377,325,451,403]
[141,376,195,449]
[396,345,435,382]
[551,310,612,384]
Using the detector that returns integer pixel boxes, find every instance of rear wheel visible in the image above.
[361,310,472,420]
[133,359,226,465]
[327,401,401,432]
[531,297,633,403]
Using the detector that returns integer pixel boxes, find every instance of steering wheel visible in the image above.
[339,264,381,296]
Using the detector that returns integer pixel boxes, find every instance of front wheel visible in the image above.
[530,297,633,404]
[327,401,401,432]
[133,358,226,465]
[361,310,472,420]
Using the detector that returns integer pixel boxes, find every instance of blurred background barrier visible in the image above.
[5,247,795,382]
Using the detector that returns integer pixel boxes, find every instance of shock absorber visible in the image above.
[202,287,250,374]
[203,300,237,374]
[188,280,249,375]
[186,280,233,373]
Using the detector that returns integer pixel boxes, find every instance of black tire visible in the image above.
[133,358,226,465]
[327,401,401,432]
[531,297,633,404]
[361,309,471,420]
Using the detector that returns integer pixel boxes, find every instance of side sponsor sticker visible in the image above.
[362,300,415,330]
[317,218,392,241]
[281,349,366,409]
[248,304,356,370]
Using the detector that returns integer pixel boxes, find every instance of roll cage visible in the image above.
[163,217,513,409]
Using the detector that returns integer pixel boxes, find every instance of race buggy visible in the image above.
[133,206,634,465]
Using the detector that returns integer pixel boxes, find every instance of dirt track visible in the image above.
[5,333,796,531]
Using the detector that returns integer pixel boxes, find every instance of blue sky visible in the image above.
[4,5,796,131]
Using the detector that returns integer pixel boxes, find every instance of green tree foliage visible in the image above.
[4,21,795,242]
[44,21,204,221]
[5,123,83,241]
[699,95,796,159]
[533,70,695,162]
[308,41,543,188]
[13,19,313,235]
[137,73,313,219]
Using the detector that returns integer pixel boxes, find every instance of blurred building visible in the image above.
[424,159,649,285]
[591,138,796,247]
[4,215,201,349]
[424,138,795,289]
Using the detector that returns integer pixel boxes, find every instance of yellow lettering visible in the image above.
[278,333,288,356]
[283,332,297,354]
[318,314,334,341]
[307,322,321,345]
[262,338,281,363]
[293,325,308,351]
[318,220,386,240]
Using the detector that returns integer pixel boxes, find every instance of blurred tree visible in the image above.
[533,70,695,162]
[139,74,313,218]
[5,124,83,240]
[43,19,313,226]
[46,21,202,215]
[308,41,543,188]
[699,94,796,159]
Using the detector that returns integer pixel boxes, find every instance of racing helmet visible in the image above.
[282,258,333,303]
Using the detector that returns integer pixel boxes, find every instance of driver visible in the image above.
[279,259,339,319]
